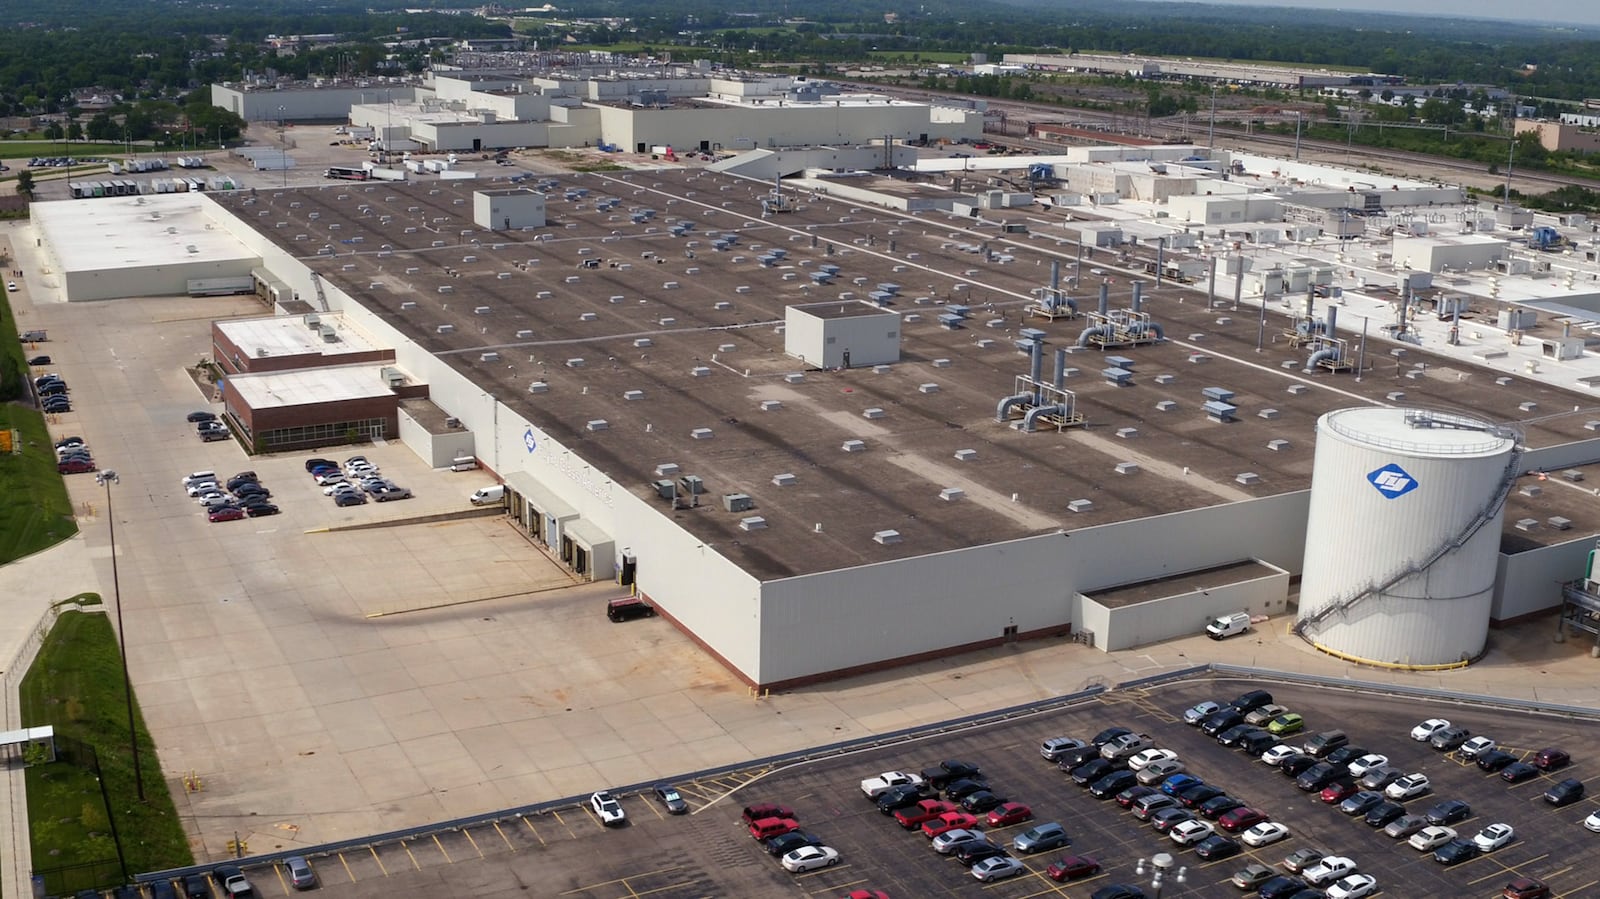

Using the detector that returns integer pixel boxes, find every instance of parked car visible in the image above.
[1160,773,1203,796]
[1411,718,1451,741]
[1409,825,1458,851]
[781,845,839,873]
[1476,749,1518,772]
[211,865,252,899]
[1431,726,1473,751]
[1128,748,1177,771]
[1434,839,1481,866]
[895,799,957,829]
[1473,823,1515,852]
[1241,821,1289,846]
[1199,794,1247,820]
[1261,745,1301,767]
[944,777,989,800]
[1303,730,1348,756]
[1358,766,1403,791]
[1013,822,1069,853]
[1090,726,1133,746]
[1218,807,1269,833]
[1201,709,1245,736]
[1090,771,1138,800]
[1326,874,1379,899]
[1244,703,1290,726]
[1115,785,1156,808]
[653,784,688,814]
[766,830,821,857]
[923,812,979,838]
[1364,800,1406,827]
[1425,799,1471,825]
[1385,773,1431,800]
[1231,863,1276,889]
[1194,834,1241,860]
[1150,807,1195,834]
[953,839,1009,868]
[876,783,931,814]
[187,411,217,422]
[1544,777,1584,806]
[1267,713,1304,735]
[921,760,982,789]
[986,801,1032,826]
[1533,747,1571,771]
[1460,736,1496,759]
[1340,791,1384,816]
[282,855,316,890]
[970,855,1025,883]
[1040,737,1089,761]
[1169,819,1213,846]
[1132,793,1178,820]
[1137,757,1185,784]
[1503,878,1551,899]
[334,491,368,507]
[1258,878,1309,899]
[1302,856,1357,887]
[960,790,1007,813]
[591,790,626,825]
[1046,854,1101,881]
[208,506,246,522]
[243,502,280,518]
[1281,847,1324,873]
[931,827,985,853]
[1070,758,1115,786]
[1501,762,1540,783]
[1183,701,1225,725]
[861,771,925,799]
[57,458,96,474]
[1346,754,1388,777]
[1384,814,1429,839]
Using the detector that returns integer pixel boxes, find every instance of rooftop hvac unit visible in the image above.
[722,494,754,512]
[319,324,339,342]
[444,417,461,429]
[304,314,321,329]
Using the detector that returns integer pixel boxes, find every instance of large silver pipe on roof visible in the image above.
[1029,340,1043,400]
[1131,281,1143,314]
[1054,348,1067,388]
[1050,260,1060,293]
[1098,282,1110,317]
[1326,305,1338,338]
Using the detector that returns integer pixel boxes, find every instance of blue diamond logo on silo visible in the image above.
[1367,463,1418,499]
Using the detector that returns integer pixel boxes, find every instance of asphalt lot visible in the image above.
[157,674,1599,899]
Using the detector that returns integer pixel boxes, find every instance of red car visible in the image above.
[986,802,1033,827]
[1320,781,1359,804]
[895,799,955,829]
[208,506,246,522]
[921,811,978,838]
[842,892,890,899]
[57,458,96,474]
[1046,855,1102,881]
[1218,807,1270,833]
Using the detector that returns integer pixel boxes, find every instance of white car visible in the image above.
[1325,873,1379,899]
[1183,700,1225,725]
[971,855,1025,883]
[6,281,16,292]
[1346,753,1389,777]
[1385,773,1431,801]
[1459,736,1496,759]
[1411,718,1451,741]
[314,470,347,485]
[1261,745,1301,766]
[1473,822,1514,852]
[781,845,839,872]
[1302,856,1357,887]
[1409,825,1456,851]
[1241,821,1289,847]
[860,771,924,799]
[1584,809,1600,833]
[589,790,626,826]
[1128,748,1178,771]
[323,481,360,496]
[186,480,219,497]
[1169,818,1213,846]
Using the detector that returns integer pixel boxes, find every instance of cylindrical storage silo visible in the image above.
[1297,407,1517,666]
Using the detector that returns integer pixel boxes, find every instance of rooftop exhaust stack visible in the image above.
[1050,260,1061,293]
[1029,340,1043,401]
[1098,283,1110,317]
[1054,348,1067,389]
[1131,281,1143,314]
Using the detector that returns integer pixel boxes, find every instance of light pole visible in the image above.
[278,106,288,188]
[1136,852,1186,899]
[95,469,145,802]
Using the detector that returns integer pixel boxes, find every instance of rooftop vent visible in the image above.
[739,516,768,532]
[873,529,903,545]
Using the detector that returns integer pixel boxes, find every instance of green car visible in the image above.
[1267,713,1305,736]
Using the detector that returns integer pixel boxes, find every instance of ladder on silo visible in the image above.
[1294,444,1524,639]
[309,271,331,313]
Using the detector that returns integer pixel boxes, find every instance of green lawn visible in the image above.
[20,607,193,889]
[0,142,134,160]
[0,284,78,560]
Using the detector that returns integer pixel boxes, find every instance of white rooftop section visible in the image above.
[226,364,396,409]
[33,193,256,276]
[217,313,384,359]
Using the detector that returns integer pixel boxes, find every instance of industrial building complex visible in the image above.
[30,91,1600,687]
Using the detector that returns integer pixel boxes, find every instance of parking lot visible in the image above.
[188,674,1598,899]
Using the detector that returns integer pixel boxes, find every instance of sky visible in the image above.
[1161,0,1600,28]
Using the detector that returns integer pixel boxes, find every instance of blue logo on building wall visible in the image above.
[523,427,538,453]
[1367,463,1418,499]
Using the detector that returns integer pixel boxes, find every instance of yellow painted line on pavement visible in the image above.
[272,865,289,895]
[368,846,388,877]
[559,867,686,895]
[1562,880,1599,898]
[631,882,695,897]
[522,816,546,845]
[337,853,356,883]
[463,826,485,858]
[493,821,517,851]
[401,840,421,871]
[432,833,452,863]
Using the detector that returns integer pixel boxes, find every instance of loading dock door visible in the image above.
[564,519,615,584]
[503,471,577,550]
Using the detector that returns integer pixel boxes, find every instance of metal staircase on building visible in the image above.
[1294,429,1523,640]
[309,271,331,313]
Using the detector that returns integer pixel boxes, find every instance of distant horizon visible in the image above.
[1151,0,1600,29]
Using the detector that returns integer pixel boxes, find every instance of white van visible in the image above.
[469,484,506,505]
[181,470,217,487]
[1205,611,1252,640]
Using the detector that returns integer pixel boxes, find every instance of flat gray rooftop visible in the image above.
[209,171,1600,581]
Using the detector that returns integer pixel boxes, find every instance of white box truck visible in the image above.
[1205,611,1251,640]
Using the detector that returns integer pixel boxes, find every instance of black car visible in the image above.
[28,355,51,365]
[1217,724,1261,747]
[1281,755,1318,778]
[1240,731,1281,755]
[1545,777,1585,806]
[182,874,209,899]
[42,398,70,412]
[149,884,178,899]
[1090,771,1138,800]
[1091,886,1148,899]
[1258,876,1309,899]
[1297,763,1341,791]
[234,484,271,499]
[954,840,1010,867]
[39,383,68,396]
[1230,689,1274,713]
[876,783,929,813]
[1358,767,1403,790]
[1116,784,1157,808]
[1091,726,1134,746]
[1501,762,1541,783]
[1364,800,1406,827]
[945,777,989,800]
[187,410,218,423]
[1323,746,1368,767]
[1430,726,1472,751]
[922,759,982,788]
[1071,758,1116,786]
[334,491,367,506]
[243,502,280,517]
[305,458,338,472]
[1201,709,1246,736]
[1426,799,1472,825]
[1194,834,1241,860]
[1340,790,1385,816]
[1434,838,1481,865]
[1477,750,1518,772]
[1150,807,1195,833]
[227,474,260,491]
[962,790,1007,813]
[1178,784,1226,809]
[54,436,84,449]
[1199,795,1246,820]
[1056,745,1101,771]
[764,829,822,856]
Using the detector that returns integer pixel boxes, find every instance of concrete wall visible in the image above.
[64,257,256,302]
[1494,537,1592,622]
[1079,563,1289,652]
[594,102,978,154]
[396,407,477,468]
[211,84,419,122]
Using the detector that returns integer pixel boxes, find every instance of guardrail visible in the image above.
[1209,663,1600,722]
[137,682,1109,884]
